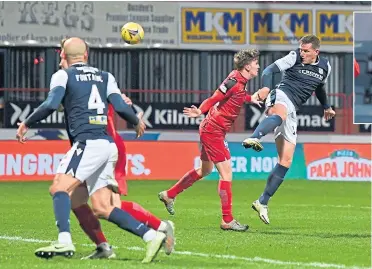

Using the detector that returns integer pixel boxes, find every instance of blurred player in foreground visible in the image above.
[242,35,336,224]
[56,39,175,260]
[159,49,262,231]
[16,37,168,263]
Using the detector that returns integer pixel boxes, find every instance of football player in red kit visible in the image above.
[158,49,262,231]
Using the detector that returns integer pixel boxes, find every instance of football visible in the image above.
[121,22,145,45]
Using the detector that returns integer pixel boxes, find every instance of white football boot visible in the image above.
[252,200,270,224]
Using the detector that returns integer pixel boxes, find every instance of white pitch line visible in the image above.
[0,235,369,269]
[281,204,371,209]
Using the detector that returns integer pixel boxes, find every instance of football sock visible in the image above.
[251,115,283,139]
[53,191,72,244]
[142,229,157,243]
[58,232,72,245]
[218,180,234,223]
[121,201,162,230]
[167,169,202,199]
[73,203,107,246]
[259,164,289,205]
[108,207,150,238]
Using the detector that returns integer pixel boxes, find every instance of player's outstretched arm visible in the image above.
[315,84,330,109]
[16,70,67,143]
[315,84,335,121]
[184,89,226,117]
[24,70,67,128]
[261,51,297,93]
[198,90,226,113]
[261,63,281,92]
[245,93,263,107]
[108,93,139,125]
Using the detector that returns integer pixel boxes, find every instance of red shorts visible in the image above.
[199,130,230,163]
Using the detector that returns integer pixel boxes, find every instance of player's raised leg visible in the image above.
[253,136,294,224]
[215,160,249,232]
[158,160,213,215]
[243,95,287,152]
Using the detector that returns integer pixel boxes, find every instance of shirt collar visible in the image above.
[71,62,87,66]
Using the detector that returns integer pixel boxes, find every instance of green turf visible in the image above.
[0,180,370,269]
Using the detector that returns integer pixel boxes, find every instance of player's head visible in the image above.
[60,37,89,66]
[59,38,68,69]
[234,49,260,78]
[299,35,320,64]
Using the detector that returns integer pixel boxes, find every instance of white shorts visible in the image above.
[57,139,118,196]
[265,89,297,145]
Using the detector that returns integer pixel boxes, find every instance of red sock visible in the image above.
[218,180,233,223]
[72,204,107,246]
[167,169,202,199]
[121,201,161,230]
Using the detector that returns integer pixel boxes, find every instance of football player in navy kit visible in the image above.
[16,37,167,263]
[242,35,336,224]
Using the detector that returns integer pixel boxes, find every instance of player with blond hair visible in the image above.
[159,49,262,231]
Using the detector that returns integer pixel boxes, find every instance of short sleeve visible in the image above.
[106,72,122,98]
[274,51,297,71]
[50,69,68,90]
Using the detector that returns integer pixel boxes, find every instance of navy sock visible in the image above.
[259,164,289,205]
[251,115,283,139]
[108,207,150,238]
[53,191,71,233]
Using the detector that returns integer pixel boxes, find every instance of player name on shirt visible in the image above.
[75,73,103,82]
[74,66,103,82]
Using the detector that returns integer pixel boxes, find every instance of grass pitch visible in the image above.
[0,180,370,269]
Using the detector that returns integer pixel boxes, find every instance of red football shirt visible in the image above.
[200,70,250,134]
[354,59,360,78]
[107,104,127,196]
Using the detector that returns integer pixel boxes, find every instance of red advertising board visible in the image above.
[0,141,200,181]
